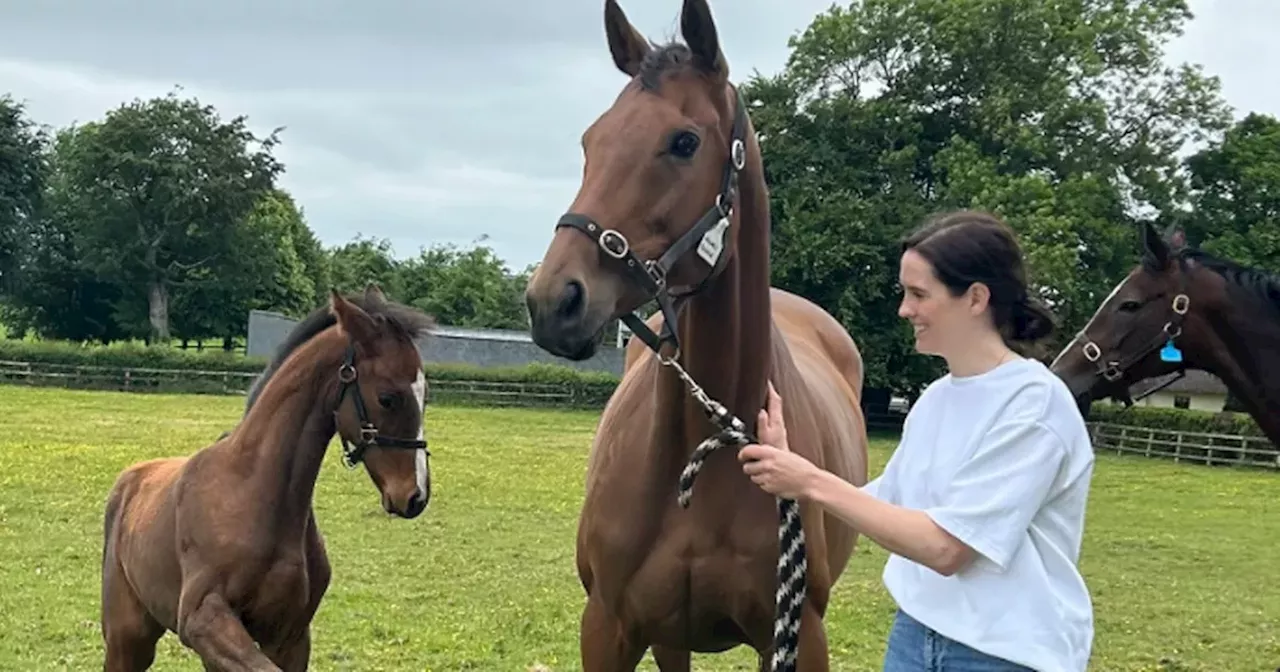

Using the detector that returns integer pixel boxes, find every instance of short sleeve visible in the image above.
[923,420,1066,570]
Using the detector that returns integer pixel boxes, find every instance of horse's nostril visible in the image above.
[405,489,427,518]
[557,280,585,322]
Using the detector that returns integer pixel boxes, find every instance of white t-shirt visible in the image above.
[863,357,1095,672]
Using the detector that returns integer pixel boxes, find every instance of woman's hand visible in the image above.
[738,381,820,500]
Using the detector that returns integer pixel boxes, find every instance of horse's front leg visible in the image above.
[177,589,280,672]
[264,630,311,672]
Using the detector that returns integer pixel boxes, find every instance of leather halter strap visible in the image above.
[334,342,428,468]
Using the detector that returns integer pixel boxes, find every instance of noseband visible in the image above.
[1078,291,1190,384]
[553,84,750,358]
[334,342,429,468]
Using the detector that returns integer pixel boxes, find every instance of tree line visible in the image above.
[3,0,1280,395]
[0,90,532,348]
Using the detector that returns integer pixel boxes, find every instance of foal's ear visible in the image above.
[680,0,729,79]
[604,0,650,77]
[330,288,380,349]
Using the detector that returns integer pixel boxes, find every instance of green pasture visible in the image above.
[0,385,1275,671]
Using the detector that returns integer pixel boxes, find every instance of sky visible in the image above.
[1,0,1276,274]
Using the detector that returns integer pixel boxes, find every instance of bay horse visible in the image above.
[100,285,435,671]
[1050,220,1280,446]
[523,0,870,669]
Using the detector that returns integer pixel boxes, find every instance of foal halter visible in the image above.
[553,83,749,358]
[333,342,429,468]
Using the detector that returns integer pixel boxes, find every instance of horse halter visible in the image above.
[333,341,429,469]
[1079,291,1191,383]
[553,83,750,359]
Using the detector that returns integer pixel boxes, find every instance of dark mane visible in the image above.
[242,293,436,412]
[1179,246,1280,313]
[639,41,694,90]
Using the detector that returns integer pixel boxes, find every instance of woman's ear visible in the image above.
[967,282,991,315]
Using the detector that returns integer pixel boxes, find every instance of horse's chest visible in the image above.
[237,555,312,633]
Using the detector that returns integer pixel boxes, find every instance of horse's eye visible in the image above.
[669,131,700,159]
[378,393,399,410]
[1118,300,1142,313]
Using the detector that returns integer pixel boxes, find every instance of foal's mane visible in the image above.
[1175,246,1280,316]
[243,294,435,413]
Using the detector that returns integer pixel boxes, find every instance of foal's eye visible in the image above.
[669,131,700,159]
[1118,300,1142,313]
[378,393,400,410]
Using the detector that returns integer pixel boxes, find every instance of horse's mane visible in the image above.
[1178,246,1280,314]
[243,293,436,413]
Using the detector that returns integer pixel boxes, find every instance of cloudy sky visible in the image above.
[2,0,1275,273]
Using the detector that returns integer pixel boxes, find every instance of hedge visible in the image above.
[1087,402,1265,438]
[0,338,622,398]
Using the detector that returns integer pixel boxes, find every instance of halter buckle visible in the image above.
[1172,293,1190,314]
[598,229,630,259]
[337,363,357,383]
[1082,342,1101,362]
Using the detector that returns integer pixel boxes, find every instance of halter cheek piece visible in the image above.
[553,84,750,358]
[334,342,429,469]
[1078,291,1190,401]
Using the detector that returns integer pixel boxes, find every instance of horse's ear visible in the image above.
[1140,220,1170,270]
[604,0,650,77]
[680,0,729,79]
[363,282,388,305]
[330,288,379,348]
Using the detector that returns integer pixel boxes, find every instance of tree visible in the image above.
[169,188,327,345]
[49,89,283,343]
[744,0,1232,393]
[0,95,49,297]
[398,242,530,330]
[1181,113,1280,269]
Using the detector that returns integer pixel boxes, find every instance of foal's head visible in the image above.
[525,0,747,360]
[327,287,434,519]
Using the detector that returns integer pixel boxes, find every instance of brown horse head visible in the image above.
[329,286,433,518]
[247,283,435,518]
[525,0,748,360]
[1050,221,1195,412]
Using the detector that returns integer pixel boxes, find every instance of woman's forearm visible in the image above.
[804,470,973,576]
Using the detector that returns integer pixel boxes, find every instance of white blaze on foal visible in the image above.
[411,368,429,497]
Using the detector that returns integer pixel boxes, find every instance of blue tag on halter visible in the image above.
[1160,339,1182,363]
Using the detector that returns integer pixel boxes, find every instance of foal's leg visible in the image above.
[101,560,164,672]
[651,645,691,671]
[580,593,647,671]
[177,588,281,671]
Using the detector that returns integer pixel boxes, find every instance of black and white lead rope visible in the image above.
[661,354,807,672]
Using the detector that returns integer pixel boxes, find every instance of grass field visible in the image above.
[0,384,1276,671]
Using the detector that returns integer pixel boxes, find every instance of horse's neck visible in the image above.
[660,123,772,438]
[232,337,341,524]
[1198,299,1280,443]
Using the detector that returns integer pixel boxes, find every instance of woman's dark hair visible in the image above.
[901,209,1057,352]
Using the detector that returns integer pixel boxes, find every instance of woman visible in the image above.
[740,210,1095,672]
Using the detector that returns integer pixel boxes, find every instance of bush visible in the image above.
[0,338,622,406]
[1087,403,1265,437]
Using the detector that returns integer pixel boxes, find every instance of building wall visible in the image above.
[246,310,625,375]
[1132,389,1227,413]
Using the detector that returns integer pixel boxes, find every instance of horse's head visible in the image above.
[1050,221,1198,412]
[328,286,433,519]
[525,0,748,360]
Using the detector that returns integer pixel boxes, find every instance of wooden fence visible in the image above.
[1088,421,1279,471]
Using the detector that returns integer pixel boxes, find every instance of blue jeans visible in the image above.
[883,609,1035,671]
